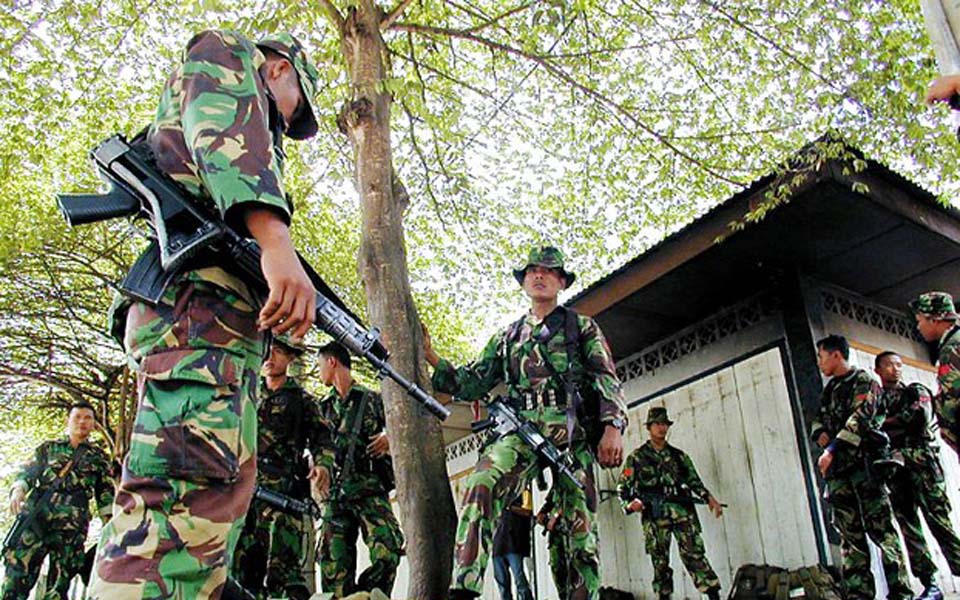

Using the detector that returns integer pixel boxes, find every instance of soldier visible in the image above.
[89,30,322,599]
[231,335,334,600]
[423,245,628,600]
[910,292,960,455]
[315,341,403,597]
[876,350,960,600]
[811,335,911,600]
[617,407,723,600]
[3,401,114,600]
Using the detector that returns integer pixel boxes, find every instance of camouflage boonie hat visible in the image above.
[512,246,576,288]
[645,406,673,426]
[272,332,307,355]
[257,32,320,140]
[909,291,959,320]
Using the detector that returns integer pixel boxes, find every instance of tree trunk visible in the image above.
[335,2,456,597]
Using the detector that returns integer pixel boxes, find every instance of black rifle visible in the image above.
[253,485,321,519]
[471,397,584,490]
[58,134,449,421]
[3,446,87,552]
[222,577,257,600]
[619,485,724,520]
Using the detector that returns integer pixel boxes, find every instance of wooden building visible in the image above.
[389,139,960,598]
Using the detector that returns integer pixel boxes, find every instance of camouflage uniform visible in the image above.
[882,381,960,585]
[910,292,960,454]
[433,246,627,600]
[2,439,113,600]
[810,368,911,600]
[617,436,720,598]
[232,377,334,598]
[89,30,321,599]
[318,383,403,597]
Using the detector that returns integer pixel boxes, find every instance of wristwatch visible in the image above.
[606,418,627,434]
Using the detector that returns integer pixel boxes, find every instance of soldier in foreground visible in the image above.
[2,402,114,600]
[617,407,723,600]
[811,335,911,600]
[316,341,403,597]
[876,350,960,600]
[423,246,628,599]
[231,335,334,600]
[910,292,960,455]
[88,30,321,599]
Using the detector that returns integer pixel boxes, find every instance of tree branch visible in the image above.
[318,0,346,32]
[382,0,415,31]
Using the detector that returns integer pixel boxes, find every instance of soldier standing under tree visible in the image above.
[88,30,322,599]
[617,406,723,600]
[876,350,960,600]
[811,335,911,600]
[2,401,114,600]
[315,341,404,597]
[231,334,334,600]
[423,245,628,600]
[910,292,960,456]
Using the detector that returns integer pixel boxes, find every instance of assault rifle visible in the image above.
[471,397,583,490]
[619,486,724,520]
[58,134,449,421]
[254,485,321,519]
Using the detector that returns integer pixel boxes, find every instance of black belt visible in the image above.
[516,388,566,411]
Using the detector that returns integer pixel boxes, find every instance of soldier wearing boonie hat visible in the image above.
[911,292,960,455]
[256,33,321,140]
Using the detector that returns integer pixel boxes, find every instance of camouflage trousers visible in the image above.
[232,494,310,598]
[89,280,264,599]
[888,449,960,584]
[825,471,911,600]
[452,434,599,600]
[1,510,87,600]
[319,492,403,597]
[641,514,719,597]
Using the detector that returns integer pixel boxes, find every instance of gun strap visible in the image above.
[534,307,582,446]
[340,389,370,487]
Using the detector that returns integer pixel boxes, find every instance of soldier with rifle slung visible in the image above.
[231,334,334,600]
[617,407,723,600]
[315,341,403,597]
[423,246,628,600]
[2,401,114,600]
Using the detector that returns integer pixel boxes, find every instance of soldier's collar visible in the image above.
[940,323,960,347]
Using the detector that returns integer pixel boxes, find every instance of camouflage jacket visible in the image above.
[257,378,335,493]
[319,383,390,498]
[110,30,291,338]
[432,306,627,446]
[880,381,937,463]
[12,438,114,526]
[936,325,960,435]
[810,368,884,478]
[617,441,710,522]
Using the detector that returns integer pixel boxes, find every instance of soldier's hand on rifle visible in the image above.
[597,425,624,468]
[708,496,723,518]
[818,448,834,478]
[626,499,644,514]
[309,465,331,501]
[245,210,316,339]
[421,323,440,367]
[9,487,25,516]
[367,432,390,458]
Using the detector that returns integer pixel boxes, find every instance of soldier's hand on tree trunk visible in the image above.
[367,432,390,457]
[597,424,624,467]
[708,496,723,518]
[9,487,25,515]
[245,209,316,338]
[421,323,440,367]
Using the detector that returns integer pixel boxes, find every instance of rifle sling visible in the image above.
[339,390,370,488]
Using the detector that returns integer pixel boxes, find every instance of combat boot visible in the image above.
[706,587,722,600]
[448,589,481,600]
[916,583,943,600]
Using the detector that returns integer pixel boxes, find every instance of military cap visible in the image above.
[512,246,576,288]
[272,332,307,355]
[256,32,320,140]
[645,406,674,426]
[909,291,959,320]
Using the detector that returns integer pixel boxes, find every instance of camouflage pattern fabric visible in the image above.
[537,478,599,600]
[432,306,625,598]
[935,326,960,453]
[319,493,403,596]
[617,441,719,595]
[2,439,113,600]
[812,369,911,600]
[232,380,333,596]
[909,292,959,320]
[90,279,264,599]
[882,382,960,583]
[318,384,402,596]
